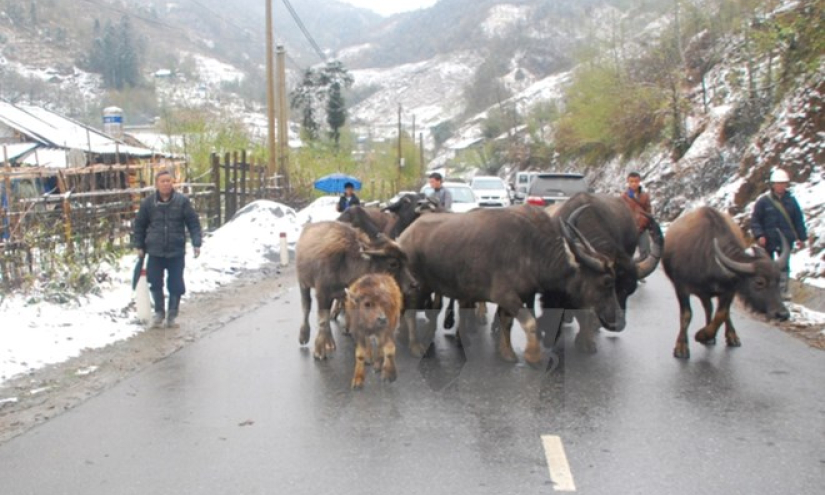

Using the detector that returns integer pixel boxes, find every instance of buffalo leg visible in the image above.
[700,296,713,326]
[299,286,312,345]
[404,291,430,358]
[574,310,599,354]
[444,298,456,329]
[724,315,741,347]
[673,287,693,359]
[497,311,518,362]
[380,335,397,383]
[475,302,488,325]
[352,336,367,389]
[313,292,336,360]
[695,293,733,345]
[515,307,542,365]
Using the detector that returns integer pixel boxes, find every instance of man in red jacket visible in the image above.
[621,171,653,260]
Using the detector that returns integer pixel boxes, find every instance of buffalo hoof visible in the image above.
[695,329,716,345]
[574,333,597,354]
[409,342,428,358]
[351,378,364,390]
[523,347,542,367]
[381,368,397,383]
[673,344,690,359]
[299,325,310,346]
[500,347,518,363]
[444,311,455,330]
[313,337,336,360]
[726,334,742,347]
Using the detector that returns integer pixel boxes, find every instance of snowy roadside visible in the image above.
[1,197,341,386]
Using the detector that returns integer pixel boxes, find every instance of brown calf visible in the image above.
[344,273,403,389]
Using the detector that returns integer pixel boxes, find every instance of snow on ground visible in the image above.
[0,199,328,387]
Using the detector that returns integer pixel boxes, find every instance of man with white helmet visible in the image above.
[751,168,810,300]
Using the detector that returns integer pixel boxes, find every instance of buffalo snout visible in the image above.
[600,308,626,332]
[775,307,791,321]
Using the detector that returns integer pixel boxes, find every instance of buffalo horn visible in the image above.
[566,204,590,226]
[636,216,664,279]
[562,220,607,273]
[713,238,756,275]
[775,229,791,269]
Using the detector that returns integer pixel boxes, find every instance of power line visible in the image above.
[280,0,327,62]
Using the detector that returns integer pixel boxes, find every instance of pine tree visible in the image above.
[118,16,140,88]
[326,81,346,145]
[290,68,320,141]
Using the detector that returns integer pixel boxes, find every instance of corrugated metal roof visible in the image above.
[19,148,69,168]
[1,142,39,161]
[0,101,155,159]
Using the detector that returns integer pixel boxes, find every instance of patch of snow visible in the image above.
[295,196,342,225]
[75,366,99,376]
[0,199,324,386]
[786,303,825,326]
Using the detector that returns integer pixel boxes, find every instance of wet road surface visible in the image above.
[0,271,823,494]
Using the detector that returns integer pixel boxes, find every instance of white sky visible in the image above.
[338,0,438,17]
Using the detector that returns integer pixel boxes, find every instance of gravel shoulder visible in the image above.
[0,262,296,445]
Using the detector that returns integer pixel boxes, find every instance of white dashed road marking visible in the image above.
[541,435,576,492]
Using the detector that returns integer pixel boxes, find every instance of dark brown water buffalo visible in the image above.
[338,193,439,240]
[398,205,623,364]
[543,193,664,351]
[344,273,403,389]
[296,221,416,360]
[663,206,790,359]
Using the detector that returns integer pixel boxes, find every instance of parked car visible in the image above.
[516,173,589,206]
[470,175,511,207]
[513,171,543,198]
[420,182,480,213]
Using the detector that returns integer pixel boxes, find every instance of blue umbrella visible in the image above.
[313,173,362,194]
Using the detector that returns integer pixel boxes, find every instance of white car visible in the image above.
[470,175,511,207]
[420,182,480,213]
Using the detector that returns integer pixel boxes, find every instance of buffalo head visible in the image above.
[359,235,419,294]
[713,230,790,321]
[560,207,626,332]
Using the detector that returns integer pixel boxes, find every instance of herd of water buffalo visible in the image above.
[295,192,791,388]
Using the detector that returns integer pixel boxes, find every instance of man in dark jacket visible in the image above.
[134,170,203,328]
[336,182,361,212]
[751,168,809,299]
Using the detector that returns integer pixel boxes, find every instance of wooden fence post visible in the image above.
[240,150,247,209]
[223,152,231,221]
[62,193,74,255]
[232,151,239,216]
[212,153,221,228]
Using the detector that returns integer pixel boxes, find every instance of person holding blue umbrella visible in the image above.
[336,182,361,212]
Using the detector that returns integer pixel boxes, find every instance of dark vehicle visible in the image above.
[517,173,589,206]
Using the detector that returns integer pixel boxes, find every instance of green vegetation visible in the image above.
[551,0,822,167]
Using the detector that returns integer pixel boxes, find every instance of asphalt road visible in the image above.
[0,271,823,494]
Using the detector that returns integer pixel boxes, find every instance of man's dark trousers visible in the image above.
[147,255,186,299]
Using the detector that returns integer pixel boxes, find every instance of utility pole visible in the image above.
[265,0,277,178]
[276,45,290,191]
[397,103,402,193]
